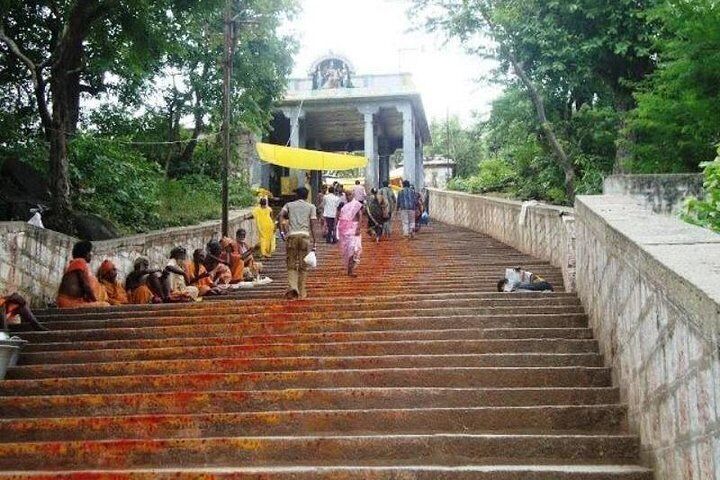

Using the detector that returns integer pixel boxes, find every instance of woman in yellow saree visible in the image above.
[252,197,276,258]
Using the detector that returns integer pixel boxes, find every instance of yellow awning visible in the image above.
[256,143,367,171]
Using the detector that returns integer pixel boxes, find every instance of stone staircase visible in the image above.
[0,222,653,479]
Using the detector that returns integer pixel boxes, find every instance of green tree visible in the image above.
[0,0,210,229]
[425,115,483,178]
[628,0,720,173]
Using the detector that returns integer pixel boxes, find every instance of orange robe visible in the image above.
[99,280,128,305]
[185,261,214,296]
[57,259,110,309]
[127,285,155,305]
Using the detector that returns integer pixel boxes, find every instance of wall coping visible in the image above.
[0,209,252,246]
[426,188,574,216]
[576,194,720,345]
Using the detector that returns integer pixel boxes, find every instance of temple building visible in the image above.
[255,54,431,196]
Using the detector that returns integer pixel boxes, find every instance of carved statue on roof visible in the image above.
[311,57,353,90]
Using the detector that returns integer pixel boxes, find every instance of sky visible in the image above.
[282,0,504,126]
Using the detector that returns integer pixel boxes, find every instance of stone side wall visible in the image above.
[603,174,704,215]
[427,189,576,291]
[0,210,257,306]
[575,195,720,479]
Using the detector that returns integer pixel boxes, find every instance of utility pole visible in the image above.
[221,0,234,237]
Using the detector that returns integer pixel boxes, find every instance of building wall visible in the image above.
[428,188,720,480]
[603,174,704,215]
[0,210,257,307]
[424,165,454,189]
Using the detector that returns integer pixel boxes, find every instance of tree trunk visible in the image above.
[509,54,576,202]
[46,0,103,227]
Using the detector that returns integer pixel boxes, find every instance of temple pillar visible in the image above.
[358,105,380,189]
[416,140,425,190]
[397,103,415,185]
[282,107,306,194]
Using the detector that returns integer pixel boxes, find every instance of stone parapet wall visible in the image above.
[575,195,720,479]
[0,210,257,306]
[603,173,704,215]
[427,189,576,292]
[428,188,720,479]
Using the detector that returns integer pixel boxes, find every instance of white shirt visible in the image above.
[322,194,343,218]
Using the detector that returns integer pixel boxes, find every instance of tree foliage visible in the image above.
[414,0,718,212]
[0,0,296,234]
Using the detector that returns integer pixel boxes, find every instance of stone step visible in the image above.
[20,315,591,350]
[0,366,612,396]
[8,352,604,379]
[18,338,601,365]
[0,405,629,442]
[0,434,643,470]
[33,291,582,318]
[0,387,621,418]
[0,465,655,479]
[19,324,593,353]
[28,306,585,332]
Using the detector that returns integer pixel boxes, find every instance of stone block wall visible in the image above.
[575,195,720,479]
[0,210,257,306]
[603,174,704,215]
[428,189,577,291]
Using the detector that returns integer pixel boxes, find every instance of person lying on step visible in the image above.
[497,267,554,293]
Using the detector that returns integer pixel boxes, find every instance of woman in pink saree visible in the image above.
[337,199,363,277]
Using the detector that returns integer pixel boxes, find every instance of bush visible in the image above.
[69,135,163,233]
[683,147,720,232]
[448,158,516,194]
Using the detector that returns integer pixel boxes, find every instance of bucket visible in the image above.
[0,345,19,380]
[1,338,28,367]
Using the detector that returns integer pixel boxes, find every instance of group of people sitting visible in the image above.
[56,228,266,309]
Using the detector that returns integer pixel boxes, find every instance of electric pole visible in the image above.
[221,0,234,237]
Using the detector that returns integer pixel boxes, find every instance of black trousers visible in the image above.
[325,217,337,243]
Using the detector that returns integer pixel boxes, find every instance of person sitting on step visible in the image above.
[205,240,233,285]
[125,257,164,304]
[163,247,198,302]
[56,241,110,309]
[185,249,225,297]
[234,228,262,279]
[97,260,128,306]
[1,293,48,332]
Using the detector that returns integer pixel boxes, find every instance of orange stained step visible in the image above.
[0,221,653,479]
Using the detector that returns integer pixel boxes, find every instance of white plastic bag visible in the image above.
[27,211,44,229]
[304,250,317,269]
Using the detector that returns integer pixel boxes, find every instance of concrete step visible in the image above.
[0,366,612,396]
[28,306,585,332]
[7,353,604,379]
[1,405,628,442]
[0,465,655,479]
[0,387,621,418]
[18,338,601,365]
[0,434,643,470]
[19,316,592,350]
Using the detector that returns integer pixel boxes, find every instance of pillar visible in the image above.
[416,139,425,190]
[282,107,305,193]
[358,105,380,189]
[397,103,415,185]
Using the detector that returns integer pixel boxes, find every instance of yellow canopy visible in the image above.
[256,143,367,171]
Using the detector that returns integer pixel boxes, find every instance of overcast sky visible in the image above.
[282,0,504,125]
